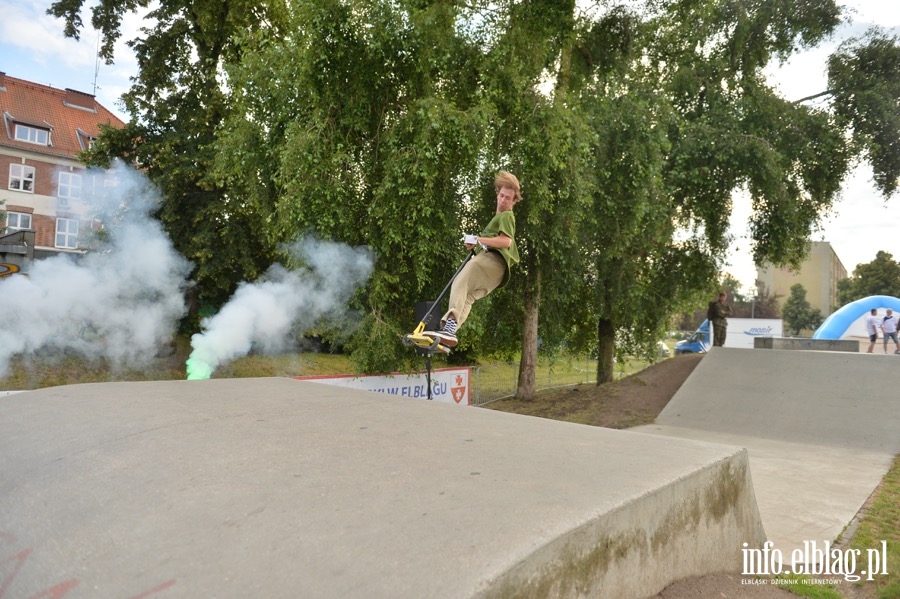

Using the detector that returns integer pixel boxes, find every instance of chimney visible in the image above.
[64,88,96,112]
[0,72,6,91]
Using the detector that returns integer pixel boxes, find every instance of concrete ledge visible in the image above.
[754,337,859,352]
[483,448,764,599]
[0,378,766,599]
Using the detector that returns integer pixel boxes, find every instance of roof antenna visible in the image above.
[92,31,101,96]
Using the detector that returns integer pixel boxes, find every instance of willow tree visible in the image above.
[828,29,900,197]
[474,0,847,384]
[490,0,897,384]
[212,0,617,387]
[471,0,610,397]
[575,0,855,382]
[213,0,498,372]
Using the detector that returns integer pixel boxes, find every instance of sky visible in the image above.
[1,0,899,295]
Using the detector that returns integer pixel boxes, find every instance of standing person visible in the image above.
[880,308,900,354]
[865,308,879,353]
[707,292,732,347]
[424,171,522,348]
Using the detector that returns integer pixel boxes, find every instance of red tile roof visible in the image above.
[0,72,125,160]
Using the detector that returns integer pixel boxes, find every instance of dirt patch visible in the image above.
[485,353,869,599]
[485,353,703,429]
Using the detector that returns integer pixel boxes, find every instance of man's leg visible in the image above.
[432,252,505,346]
[713,322,725,347]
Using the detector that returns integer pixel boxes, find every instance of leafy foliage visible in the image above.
[213,0,502,371]
[836,251,900,305]
[829,30,900,196]
[51,0,900,389]
[782,283,823,335]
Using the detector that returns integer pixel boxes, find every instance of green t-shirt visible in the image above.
[480,209,518,288]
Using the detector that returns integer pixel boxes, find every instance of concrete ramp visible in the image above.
[1,378,764,599]
[634,348,900,559]
[655,348,900,452]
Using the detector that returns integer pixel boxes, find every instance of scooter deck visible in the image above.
[402,332,451,355]
[400,250,473,357]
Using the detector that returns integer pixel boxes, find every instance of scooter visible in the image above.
[401,250,474,355]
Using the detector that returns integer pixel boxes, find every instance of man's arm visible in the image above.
[477,232,511,249]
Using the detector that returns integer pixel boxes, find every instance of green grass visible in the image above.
[0,353,187,389]
[844,454,900,599]
[465,354,652,405]
[0,349,358,391]
[211,352,358,379]
[0,344,648,403]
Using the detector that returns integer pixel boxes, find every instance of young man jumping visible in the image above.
[424,171,521,348]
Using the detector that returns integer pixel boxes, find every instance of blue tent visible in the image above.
[813,295,900,339]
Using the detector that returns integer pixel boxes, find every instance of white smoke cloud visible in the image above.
[0,161,192,379]
[186,237,373,379]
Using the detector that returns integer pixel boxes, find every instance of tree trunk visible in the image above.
[597,317,615,384]
[516,268,541,400]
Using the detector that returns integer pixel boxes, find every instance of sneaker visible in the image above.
[425,318,458,348]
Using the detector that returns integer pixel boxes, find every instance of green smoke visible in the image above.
[186,355,213,380]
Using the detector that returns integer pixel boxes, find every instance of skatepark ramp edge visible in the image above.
[1,377,766,599]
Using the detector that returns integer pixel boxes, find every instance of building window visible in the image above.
[7,212,33,230]
[14,123,50,146]
[76,130,96,150]
[58,172,82,201]
[9,164,36,192]
[56,218,79,249]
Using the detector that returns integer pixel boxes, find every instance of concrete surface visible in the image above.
[1,378,764,599]
[3,346,897,597]
[634,348,900,562]
[754,337,859,352]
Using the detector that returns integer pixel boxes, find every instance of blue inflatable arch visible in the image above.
[813,295,900,339]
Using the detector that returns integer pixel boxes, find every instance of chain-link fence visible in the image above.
[467,353,664,406]
[469,357,599,406]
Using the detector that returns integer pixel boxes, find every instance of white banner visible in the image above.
[725,318,784,349]
[294,367,470,405]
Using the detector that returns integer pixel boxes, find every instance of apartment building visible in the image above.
[756,241,848,317]
[0,71,124,272]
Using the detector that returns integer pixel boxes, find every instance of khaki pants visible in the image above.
[441,251,506,329]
